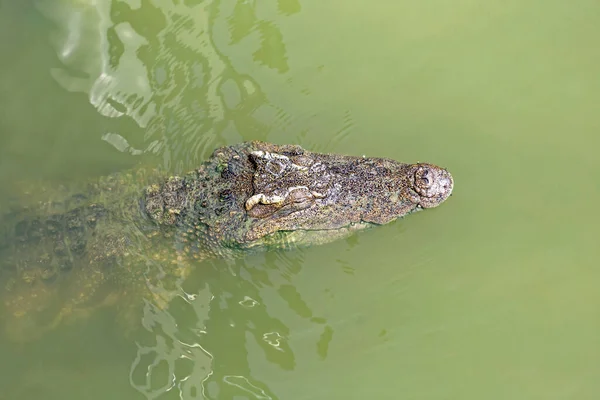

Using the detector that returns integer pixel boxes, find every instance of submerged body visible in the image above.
[0,141,453,341]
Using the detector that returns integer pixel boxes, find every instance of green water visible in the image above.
[1,0,600,398]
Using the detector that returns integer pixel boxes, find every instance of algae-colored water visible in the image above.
[1,0,600,399]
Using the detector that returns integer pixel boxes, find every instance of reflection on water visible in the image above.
[39,0,301,169]
[129,250,335,399]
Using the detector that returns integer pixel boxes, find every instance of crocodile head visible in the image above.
[145,142,454,252]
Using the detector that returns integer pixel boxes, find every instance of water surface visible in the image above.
[1,0,600,399]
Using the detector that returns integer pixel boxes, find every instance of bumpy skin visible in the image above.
[0,170,161,341]
[0,141,453,341]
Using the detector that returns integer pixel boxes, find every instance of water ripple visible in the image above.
[39,0,305,172]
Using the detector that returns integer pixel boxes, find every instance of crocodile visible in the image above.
[0,141,453,341]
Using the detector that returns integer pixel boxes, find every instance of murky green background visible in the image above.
[1,0,600,398]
